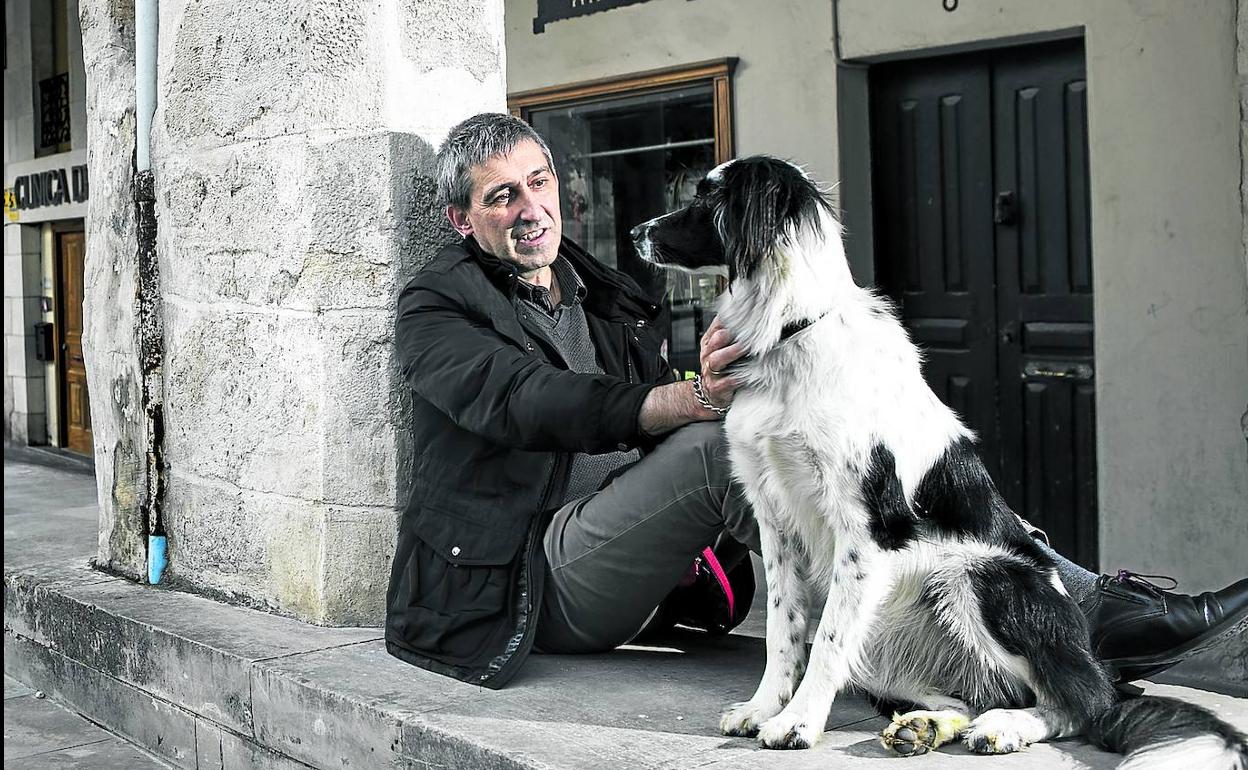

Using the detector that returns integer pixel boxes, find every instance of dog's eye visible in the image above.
[695,179,723,204]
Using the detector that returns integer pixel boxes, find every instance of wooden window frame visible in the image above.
[508,58,737,165]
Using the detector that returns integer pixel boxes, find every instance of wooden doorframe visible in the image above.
[52,221,85,452]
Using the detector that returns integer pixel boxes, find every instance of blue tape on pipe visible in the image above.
[148,535,167,584]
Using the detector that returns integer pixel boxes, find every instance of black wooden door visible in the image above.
[871,40,1096,568]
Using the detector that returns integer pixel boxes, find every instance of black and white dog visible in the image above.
[631,156,1247,768]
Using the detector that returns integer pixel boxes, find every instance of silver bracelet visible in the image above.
[692,373,730,415]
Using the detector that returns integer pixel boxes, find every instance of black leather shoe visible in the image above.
[1081,570,1248,683]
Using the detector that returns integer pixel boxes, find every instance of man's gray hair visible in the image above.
[436,113,556,211]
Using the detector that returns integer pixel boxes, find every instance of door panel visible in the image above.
[57,231,93,456]
[872,58,1001,482]
[993,42,1096,567]
[872,40,1096,568]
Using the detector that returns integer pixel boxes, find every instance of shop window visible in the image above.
[31,0,73,156]
[39,73,72,149]
[512,59,735,377]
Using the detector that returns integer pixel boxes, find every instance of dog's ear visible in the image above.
[720,158,826,284]
[721,163,778,284]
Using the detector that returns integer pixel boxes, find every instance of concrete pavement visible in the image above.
[4,453,1246,769]
[4,454,172,768]
[3,454,100,567]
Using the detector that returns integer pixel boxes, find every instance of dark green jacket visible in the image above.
[385,236,672,687]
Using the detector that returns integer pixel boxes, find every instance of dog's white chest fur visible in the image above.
[721,300,966,573]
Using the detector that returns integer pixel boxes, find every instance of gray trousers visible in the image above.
[536,421,761,653]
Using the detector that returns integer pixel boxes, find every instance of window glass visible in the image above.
[527,85,724,376]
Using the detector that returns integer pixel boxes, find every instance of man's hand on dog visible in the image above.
[637,317,745,435]
[700,316,745,409]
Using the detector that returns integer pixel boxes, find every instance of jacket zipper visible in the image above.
[483,315,644,685]
[482,451,567,688]
[623,326,633,383]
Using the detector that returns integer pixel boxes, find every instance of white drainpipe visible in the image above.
[135,0,166,584]
[135,0,157,172]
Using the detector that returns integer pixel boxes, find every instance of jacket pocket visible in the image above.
[389,506,530,669]
[417,504,529,566]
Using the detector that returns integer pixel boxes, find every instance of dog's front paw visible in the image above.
[962,711,1030,755]
[756,711,821,750]
[719,700,780,738]
[879,711,969,757]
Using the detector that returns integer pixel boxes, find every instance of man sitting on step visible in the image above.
[384,111,1248,690]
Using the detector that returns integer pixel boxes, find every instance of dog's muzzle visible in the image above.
[629,222,652,245]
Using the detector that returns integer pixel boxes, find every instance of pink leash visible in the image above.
[701,546,735,620]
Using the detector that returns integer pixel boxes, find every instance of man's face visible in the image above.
[447,139,562,276]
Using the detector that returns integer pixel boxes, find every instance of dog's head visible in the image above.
[630,156,833,285]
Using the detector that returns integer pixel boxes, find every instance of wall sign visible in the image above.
[9,164,90,212]
[533,0,658,33]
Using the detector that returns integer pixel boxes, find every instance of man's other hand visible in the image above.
[699,316,745,411]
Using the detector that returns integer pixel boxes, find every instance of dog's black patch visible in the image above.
[911,437,1047,563]
[717,157,832,284]
[861,444,917,550]
[967,556,1115,721]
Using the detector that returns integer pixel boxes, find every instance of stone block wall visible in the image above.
[81,0,506,625]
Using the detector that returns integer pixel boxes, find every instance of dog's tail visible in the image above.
[1086,695,1247,770]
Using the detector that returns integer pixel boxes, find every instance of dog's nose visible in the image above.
[629,223,650,243]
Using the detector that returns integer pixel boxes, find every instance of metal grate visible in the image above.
[39,73,71,148]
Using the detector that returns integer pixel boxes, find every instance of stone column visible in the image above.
[82,0,506,624]
[80,0,148,577]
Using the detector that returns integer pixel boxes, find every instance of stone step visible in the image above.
[6,559,1246,770]
[4,672,173,768]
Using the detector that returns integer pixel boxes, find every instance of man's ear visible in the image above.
[446,206,473,237]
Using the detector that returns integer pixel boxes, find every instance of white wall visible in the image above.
[4,0,37,165]
[3,224,47,445]
[505,0,841,190]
